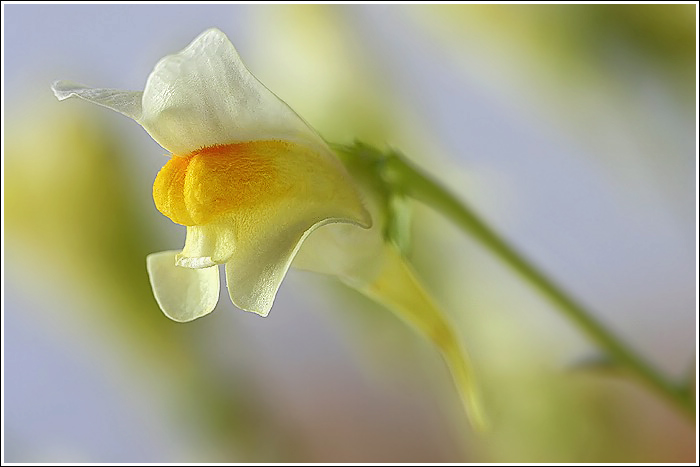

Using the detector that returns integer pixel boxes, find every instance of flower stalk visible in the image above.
[334,142,695,420]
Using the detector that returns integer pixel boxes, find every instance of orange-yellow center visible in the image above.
[153,141,289,226]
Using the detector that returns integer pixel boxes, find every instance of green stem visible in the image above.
[366,148,693,419]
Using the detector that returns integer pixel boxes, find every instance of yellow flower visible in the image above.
[52,29,370,321]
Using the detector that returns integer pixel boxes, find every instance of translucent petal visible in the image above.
[180,212,364,317]
[140,28,324,155]
[212,191,368,316]
[51,81,143,121]
[293,174,384,287]
[146,250,220,322]
[224,214,341,317]
[293,220,385,287]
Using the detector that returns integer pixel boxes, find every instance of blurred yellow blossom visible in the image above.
[52,28,370,321]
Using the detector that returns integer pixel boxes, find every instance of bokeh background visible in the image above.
[3,4,697,463]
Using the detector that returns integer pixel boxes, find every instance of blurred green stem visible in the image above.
[334,142,695,420]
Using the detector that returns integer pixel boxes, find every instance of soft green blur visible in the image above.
[4,4,696,462]
[5,102,294,462]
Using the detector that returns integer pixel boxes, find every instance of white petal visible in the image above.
[146,250,220,322]
[292,220,385,288]
[224,217,337,317]
[293,174,384,287]
[140,28,323,154]
[51,80,143,121]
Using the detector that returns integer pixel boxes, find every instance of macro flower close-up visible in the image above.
[4,4,696,464]
[51,27,485,430]
[53,29,371,321]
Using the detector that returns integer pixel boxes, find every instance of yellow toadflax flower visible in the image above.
[52,28,371,322]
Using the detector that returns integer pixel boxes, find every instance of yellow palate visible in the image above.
[153,141,289,226]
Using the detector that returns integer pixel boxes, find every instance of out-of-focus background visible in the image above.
[3,4,696,463]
